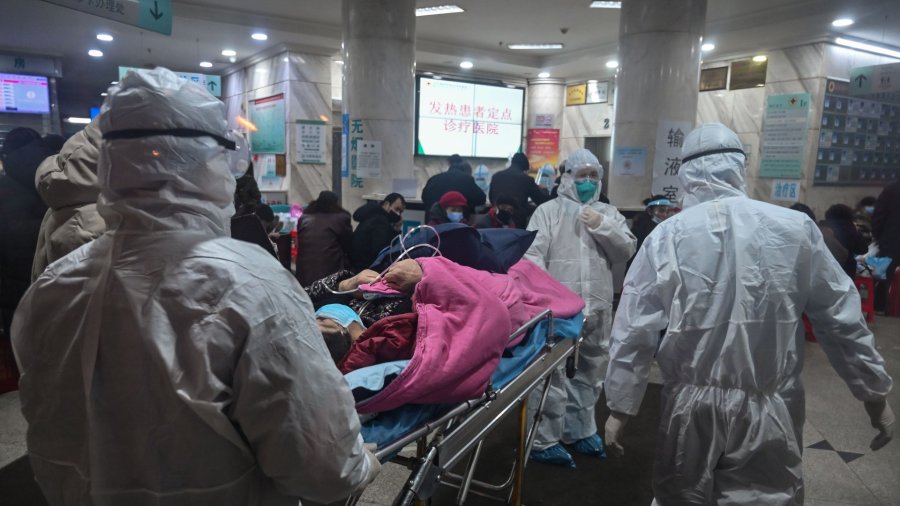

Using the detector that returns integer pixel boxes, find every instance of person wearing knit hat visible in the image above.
[489,151,550,227]
[428,190,470,225]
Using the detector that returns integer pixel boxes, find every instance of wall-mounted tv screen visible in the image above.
[416,76,524,158]
[1,73,50,114]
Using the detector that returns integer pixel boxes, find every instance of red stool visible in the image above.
[0,338,19,393]
[887,268,900,317]
[855,276,876,323]
[802,314,816,342]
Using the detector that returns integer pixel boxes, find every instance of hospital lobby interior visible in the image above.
[2,1,900,505]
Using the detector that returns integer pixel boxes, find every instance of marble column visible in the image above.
[526,78,566,168]
[610,0,706,208]
[341,0,416,209]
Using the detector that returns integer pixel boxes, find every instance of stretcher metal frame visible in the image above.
[346,309,580,506]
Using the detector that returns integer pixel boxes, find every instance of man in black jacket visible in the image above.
[351,193,406,271]
[489,152,549,227]
[873,181,900,310]
[421,154,486,222]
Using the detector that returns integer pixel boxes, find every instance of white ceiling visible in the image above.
[2,0,899,118]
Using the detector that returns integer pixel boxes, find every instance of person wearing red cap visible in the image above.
[428,190,470,226]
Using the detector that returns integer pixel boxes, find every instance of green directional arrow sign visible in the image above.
[41,0,172,36]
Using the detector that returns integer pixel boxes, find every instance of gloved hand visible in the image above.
[604,411,630,458]
[580,207,604,229]
[864,399,895,450]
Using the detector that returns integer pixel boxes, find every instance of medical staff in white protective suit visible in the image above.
[525,149,636,467]
[11,67,379,506]
[604,123,894,505]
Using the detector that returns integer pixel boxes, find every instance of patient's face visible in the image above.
[317,317,345,336]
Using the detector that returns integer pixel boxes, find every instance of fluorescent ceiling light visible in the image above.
[459,60,474,69]
[835,37,900,59]
[229,57,236,63]
[335,60,344,65]
[605,60,619,68]
[432,75,443,80]
[251,32,268,41]
[508,43,564,50]
[96,33,113,42]
[200,61,213,68]
[538,72,551,78]
[221,49,236,57]
[88,49,103,57]
[507,84,516,88]
[100,92,108,97]
[416,5,464,16]
[702,43,715,52]
[832,18,854,27]
[590,1,621,8]
[587,79,598,84]
[110,81,118,85]
[65,117,91,124]
[752,55,767,62]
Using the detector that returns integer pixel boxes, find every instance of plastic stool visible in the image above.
[888,268,900,317]
[0,339,19,393]
[802,314,816,342]
[855,276,875,323]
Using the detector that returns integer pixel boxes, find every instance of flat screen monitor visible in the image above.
[416,76,524,159]
[0,73,50,114]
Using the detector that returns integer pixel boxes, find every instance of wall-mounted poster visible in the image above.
[526,129,560,169]
[566,83,587,106]
[249,94,286,154]
[760,93,810,179]
[815,77,900,185]
[700,67,728,91]
[586,81,609,104]
[295,120,327,164]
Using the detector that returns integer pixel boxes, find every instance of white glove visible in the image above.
[865,399,895,450]
[580,207,604,229]
[604,411,630,458]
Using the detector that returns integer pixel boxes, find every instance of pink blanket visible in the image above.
[356,257,584,414]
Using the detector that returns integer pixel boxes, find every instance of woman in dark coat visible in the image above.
[295,191,353,286]
[822,203,868,278]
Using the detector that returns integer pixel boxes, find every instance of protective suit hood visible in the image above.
[558,149,604,205]
[98,67,235,235]
[678,123,747,208]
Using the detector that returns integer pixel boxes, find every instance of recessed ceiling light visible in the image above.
[752,55,767,62]
[335,60,344,65]
[65,117,92,124]
[433,75,443,80]
[200,61,213,68]
[538,72,551,78]
[100,92,108,97]
[702,43,715,52]
[605,60,619,68]
[587,79,598,84]
[460,60,474,69]
[507,84,516,88]
[251,32,268,41]
[416,5,465,16]
[832,18,854,27]
[508,43,565,50]
[110,81,118,85]
[590,1,621,8]
[423,71,434,75]
[229,57,236,63]
[835,37,900,59]
[88,49,103,58]
[221,49,237,57]
[96,33,114,42]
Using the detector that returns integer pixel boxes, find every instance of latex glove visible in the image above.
[604,411,630,458]
[865,399,895,450]
[580,207,604,229]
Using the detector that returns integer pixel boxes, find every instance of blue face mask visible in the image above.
[315,304,363,329]
[447,211,464,223]
[864,206,875,215]
[575,179,598,203]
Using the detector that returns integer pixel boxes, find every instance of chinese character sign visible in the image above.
[652,120,693,202]
[770,179,800,202]
[249,94,286,154]
[760,93,810,179]
[416,77,524,158]
[348,119,365,188]
[526,129,560,169]
[295,120,327,164]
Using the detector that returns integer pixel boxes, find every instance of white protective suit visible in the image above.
[525,150,637,448]
[605,123,893,505]
[12,68,377,506]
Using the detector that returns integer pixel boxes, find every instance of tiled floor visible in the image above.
[2,316,899,505]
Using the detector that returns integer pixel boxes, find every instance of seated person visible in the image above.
[474,194,518,229]
[304,269,412,327]
[427,191,470,226]
[315,304,366,364]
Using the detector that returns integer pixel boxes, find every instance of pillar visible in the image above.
[525,78,566,171]
[341,0,416,209]
[609,0,706,208]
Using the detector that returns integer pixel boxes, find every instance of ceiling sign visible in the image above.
[850,62,900,101]
[41,0,172,36]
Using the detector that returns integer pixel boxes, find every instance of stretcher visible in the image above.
[345,309,580,506]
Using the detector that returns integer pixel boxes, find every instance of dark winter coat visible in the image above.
[421,170,486,221]
[873,181,900,264]
[295,211,353,286]
[488,167,549,210]
[351,202,399,271]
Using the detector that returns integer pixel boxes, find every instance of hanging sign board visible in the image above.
[41,0,172,36]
